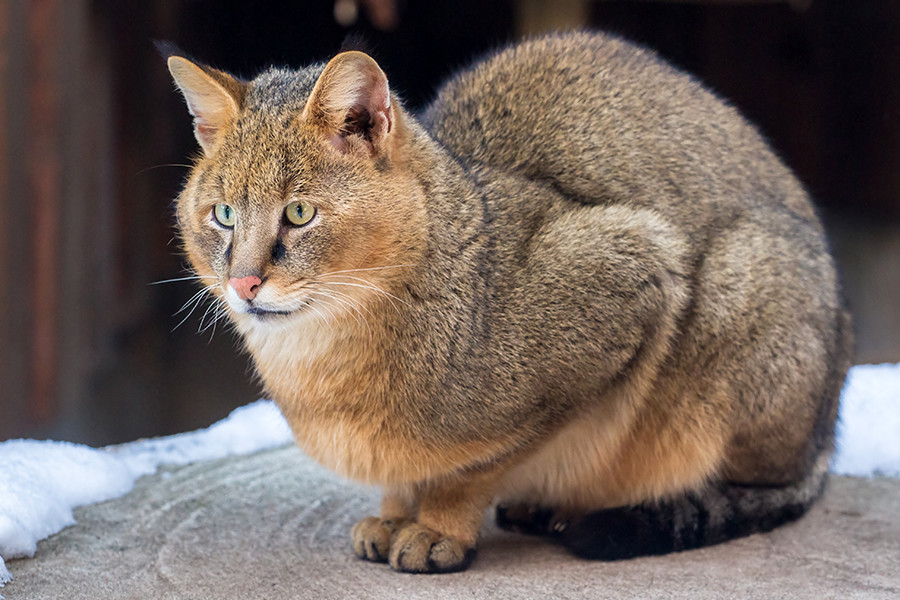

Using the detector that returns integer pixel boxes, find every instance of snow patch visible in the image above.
[107,399,294,477]
[832,363,900,477]
[0,439,134,558]
[0,400,293,587]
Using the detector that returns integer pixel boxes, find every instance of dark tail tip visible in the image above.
[562,505,678,560]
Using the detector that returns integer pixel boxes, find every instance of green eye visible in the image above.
[285,200,315,226]
[213,203,235,228]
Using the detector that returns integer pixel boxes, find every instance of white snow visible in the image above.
[0,363,898,588]
[832,363,900,478]
[0,400,293,588]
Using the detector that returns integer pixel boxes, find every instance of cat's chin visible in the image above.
[247,307,296,320]
[230,305,312,334]
[225,295,306,323]
[246,308,313,330]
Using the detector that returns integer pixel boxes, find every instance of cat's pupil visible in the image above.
[213,203,235,227]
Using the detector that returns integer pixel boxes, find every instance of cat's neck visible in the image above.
[237,298,391,402]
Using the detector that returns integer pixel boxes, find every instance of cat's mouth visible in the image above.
[246,306,296,320]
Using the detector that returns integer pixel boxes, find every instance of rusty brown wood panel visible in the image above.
[26,0,61,424]
[0,0,8,427]
[0,0,32,438]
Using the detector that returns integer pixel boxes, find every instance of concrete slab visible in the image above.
[5,446,899,599]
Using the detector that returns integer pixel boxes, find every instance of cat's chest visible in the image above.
[244,321,368,415]
[242,320,510,485]
[242,321,409,481]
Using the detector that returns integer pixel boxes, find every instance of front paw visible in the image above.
[389,522,476,574]
[351,516,409,563]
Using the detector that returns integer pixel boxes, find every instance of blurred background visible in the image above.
[1,0,898,445]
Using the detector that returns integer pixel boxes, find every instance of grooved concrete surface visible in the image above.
[5,446,899,599]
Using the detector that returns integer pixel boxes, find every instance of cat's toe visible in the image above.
[495,503,566,537]
[351,516,407,563]
[389,522,476,574]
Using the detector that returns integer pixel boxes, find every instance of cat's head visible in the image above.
[165,47,425,332]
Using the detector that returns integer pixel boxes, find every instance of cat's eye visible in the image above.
[213,203,236,228]
[285,200,315,227]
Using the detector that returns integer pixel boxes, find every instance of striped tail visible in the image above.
[564,455,829,560]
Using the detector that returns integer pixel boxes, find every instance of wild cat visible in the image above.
[163,31,851,573]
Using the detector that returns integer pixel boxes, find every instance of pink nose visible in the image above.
[229,275,262,301]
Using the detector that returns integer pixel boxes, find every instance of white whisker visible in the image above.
[317,279,407,312]
[148,274,215,286]
[307,289,369,332]
[197,297,223,334]
[311,294,344,324]
[135,163,193,176]
[321,287,376,319]
[304,300,333,330]
[317,264,414,278]
[175,283,218,315]
[172,283,219,331]
[201,303,230,342]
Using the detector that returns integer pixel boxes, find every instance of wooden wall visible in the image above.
[1,0,120,441]
[0,1,242,443]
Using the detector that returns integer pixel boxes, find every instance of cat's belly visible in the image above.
[496,394,728,510]
[285,408,517,486]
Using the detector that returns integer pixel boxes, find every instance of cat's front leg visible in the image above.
[389,472,497,574]
[353,471,497,573]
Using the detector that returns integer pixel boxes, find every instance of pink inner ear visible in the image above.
[328,133,351,152]
[312,53,394,154]
[367,72,392,135]
[194,120,220,149]
[378,105,392,135]
[330,92,392,154]
[195,122,217,137]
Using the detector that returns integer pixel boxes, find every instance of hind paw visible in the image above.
[495,503,570,537]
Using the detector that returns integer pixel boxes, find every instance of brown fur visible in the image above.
[165,32,852,573]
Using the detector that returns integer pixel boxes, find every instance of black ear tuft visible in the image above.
[154,40,191,62]
[340,33,375,57]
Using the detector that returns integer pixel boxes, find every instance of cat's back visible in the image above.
[423,31,812,227]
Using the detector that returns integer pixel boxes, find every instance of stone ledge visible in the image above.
[6,446,899,599]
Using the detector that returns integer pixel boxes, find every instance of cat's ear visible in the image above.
[164,49,245,155]
[303,51,394,157]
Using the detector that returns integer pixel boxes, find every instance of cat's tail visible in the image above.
[560,453,829,560]
[496,452,830,560]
